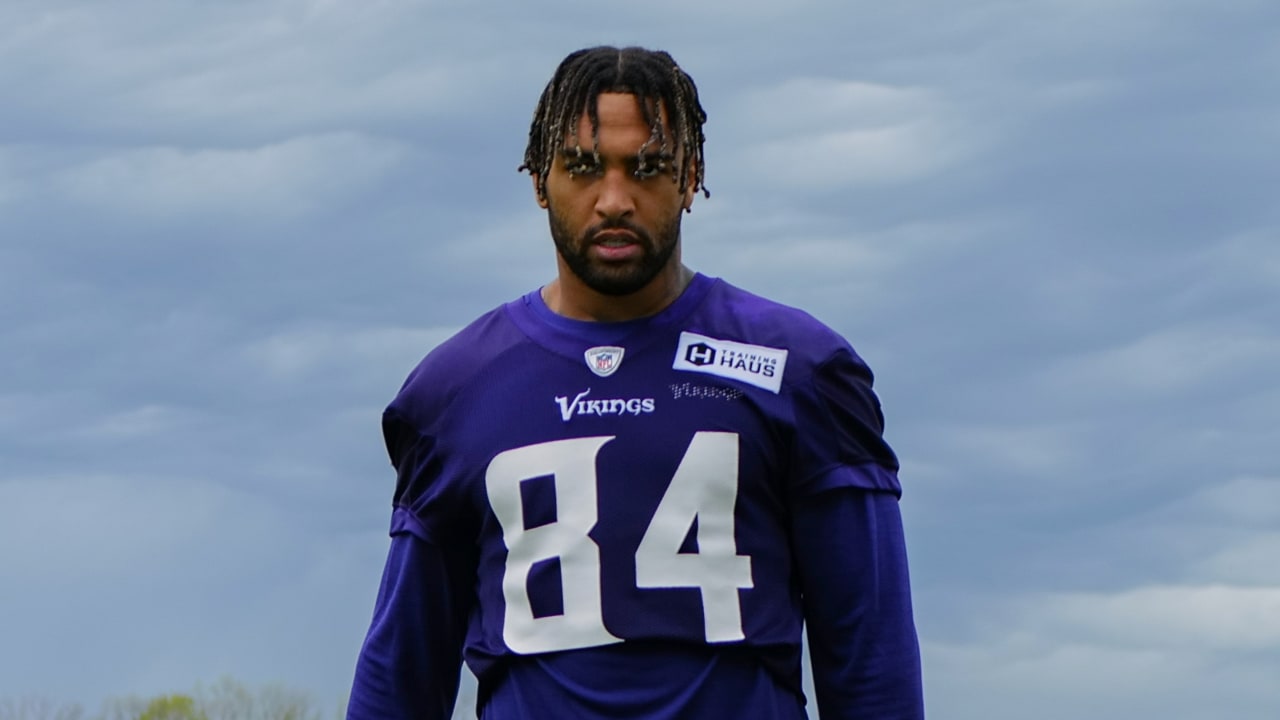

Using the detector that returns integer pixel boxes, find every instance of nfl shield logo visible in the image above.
[584,346,625,378]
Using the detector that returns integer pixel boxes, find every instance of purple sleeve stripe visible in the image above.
[390,505,438,543]
[796,462,902,498]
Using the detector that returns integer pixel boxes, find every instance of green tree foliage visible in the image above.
[137,696,205,720]
[196,677,325,720]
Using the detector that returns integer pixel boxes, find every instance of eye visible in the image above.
[629,155,670,179]
[564,156,602,177]
[633,159,667,179]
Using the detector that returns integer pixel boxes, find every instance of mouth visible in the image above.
[588,230,644,262]
[591,229,640,247]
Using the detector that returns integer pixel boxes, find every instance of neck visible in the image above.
[543,262,695,322]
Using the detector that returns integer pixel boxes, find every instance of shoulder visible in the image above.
[386,300,530,434]
[695,279,871,386]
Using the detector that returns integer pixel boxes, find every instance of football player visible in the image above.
[347,46,924,720]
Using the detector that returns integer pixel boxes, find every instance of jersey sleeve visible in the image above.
[349,359,482,719]
[789,344,902,498]
[383,407,467,544]
[788,340,923,717]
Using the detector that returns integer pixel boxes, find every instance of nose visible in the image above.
[594,167,636,220]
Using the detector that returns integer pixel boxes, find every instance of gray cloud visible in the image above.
[2,1,1278,718]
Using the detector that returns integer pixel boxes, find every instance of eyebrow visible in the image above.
[558,148,676,163]
[637,151,676,163]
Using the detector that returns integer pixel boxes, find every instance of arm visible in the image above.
[347,521,474,720]
[792,486,924,720]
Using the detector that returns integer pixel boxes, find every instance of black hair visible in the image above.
[519,46,709,206]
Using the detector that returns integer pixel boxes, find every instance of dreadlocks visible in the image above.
[519,46,709,207]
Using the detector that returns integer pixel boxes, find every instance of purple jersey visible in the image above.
[356,273,920,719]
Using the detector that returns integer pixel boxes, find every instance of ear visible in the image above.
[532,173,549,209]
[681,162,698,211]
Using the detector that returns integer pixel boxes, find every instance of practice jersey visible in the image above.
[381,273,904,718]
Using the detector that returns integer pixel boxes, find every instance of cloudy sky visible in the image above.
[2,0,1278,718]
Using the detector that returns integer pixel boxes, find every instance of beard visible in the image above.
[548,205,682,297]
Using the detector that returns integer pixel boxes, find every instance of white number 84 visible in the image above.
[484,432,754,655]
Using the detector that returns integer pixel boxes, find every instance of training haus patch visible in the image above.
[672,332,788,394]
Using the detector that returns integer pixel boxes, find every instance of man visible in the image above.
[348,46,924,719]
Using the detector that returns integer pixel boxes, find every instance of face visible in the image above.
[537,92,697,297]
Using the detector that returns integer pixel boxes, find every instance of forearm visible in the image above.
[793,487,924,720]
[348,528,472,720]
